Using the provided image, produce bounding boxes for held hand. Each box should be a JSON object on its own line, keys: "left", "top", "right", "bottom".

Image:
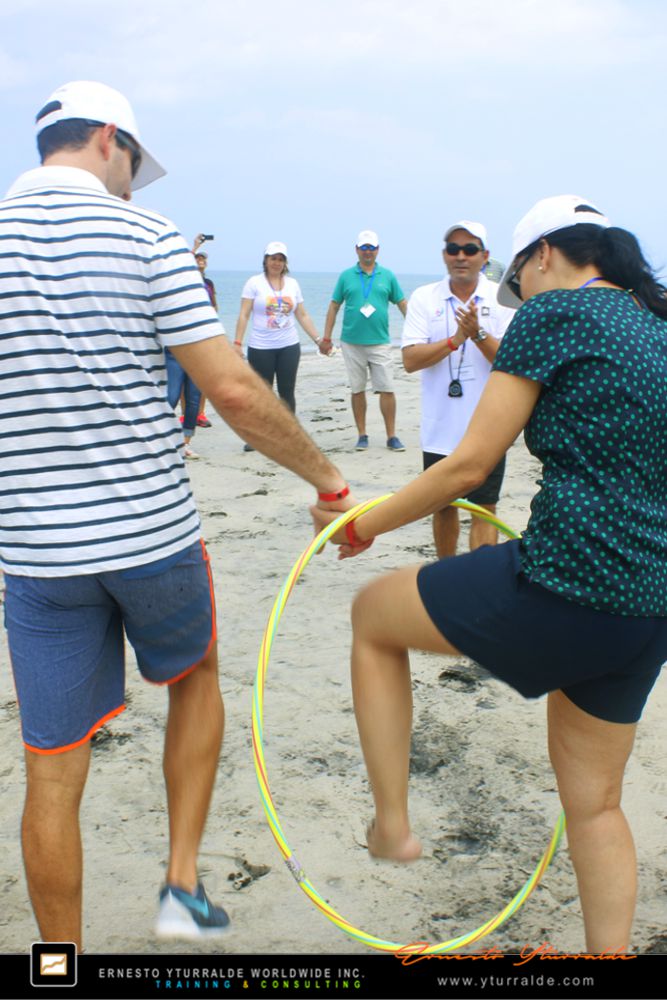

{"left": 313, "top": 490, "right": 358, "bottom": 517}
{"left": 455, "top": 301, "right": 479, "bottom": 341}
{"left": 232, "top": 342, "right": 244, "bottom": 358}
{"left": 317, "top": 339, "right": 333, "bottom": 356}
{"left": 310, "top": 501, "right": 374, "bottom": 560}
{"left": 310, "top": 505, "right": 348, "bottom": 545}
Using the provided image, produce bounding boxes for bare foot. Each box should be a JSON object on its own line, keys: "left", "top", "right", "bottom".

{"left": 366, "top": 821, "right": 422, "bottom": 862}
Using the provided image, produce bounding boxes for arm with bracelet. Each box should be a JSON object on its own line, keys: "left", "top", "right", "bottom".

{"left": 311, "top": 371, "right": 541, "bottom": 557}
{"left": 401, "top": 290, "right": 467, "bottom": 374}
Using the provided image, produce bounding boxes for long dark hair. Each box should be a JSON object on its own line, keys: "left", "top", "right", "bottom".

{"left": 529, "top": 213, "right": 667, "bottom": 318}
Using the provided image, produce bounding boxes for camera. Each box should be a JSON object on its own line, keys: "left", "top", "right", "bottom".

{"left": 201, "top": 234, "right": 214, "bottom": 242}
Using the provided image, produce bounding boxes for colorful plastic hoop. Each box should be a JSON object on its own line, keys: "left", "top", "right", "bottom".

{"left": 252, "top": 497, "right": 566, "bottom": 954}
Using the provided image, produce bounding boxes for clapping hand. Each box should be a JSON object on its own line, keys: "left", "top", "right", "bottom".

{"left": 455, "top": 300, "right": 479, "bottom": 340}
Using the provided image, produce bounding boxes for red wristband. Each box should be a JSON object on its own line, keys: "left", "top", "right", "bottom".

{"left": 345, "top": 519, "right": 371, "bottom": 547}
{"left": 318, "top": 484, "right": 350, "bottom": 502}
{"left": 447, "top": 337, "right": 457, "bottom": 352}
{"left": 234, "top": 340, "right": 242, "bottom": 345}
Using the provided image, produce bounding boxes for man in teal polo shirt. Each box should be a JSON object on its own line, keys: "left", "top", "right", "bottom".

{"left": 322, "top": 230, "right": 407, "bottom": 451}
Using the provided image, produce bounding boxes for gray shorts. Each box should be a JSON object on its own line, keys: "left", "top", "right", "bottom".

{"left": 341, "top": 341, "right": 394, "bottom": 393}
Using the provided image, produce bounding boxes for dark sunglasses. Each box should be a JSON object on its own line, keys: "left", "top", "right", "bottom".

{"left": 445, "top": 242, "right": 483, "bottom": 257}
{"left": 114, "top": 129, "right": 142, "bottom": 179}
{"left": 82, "top": 119, "right": 142, "bottom": 179}
{"left": 358, "top": 244, "right": 378, "bottom": 251}
{"left": 506, "top": 253, "right": 532, "bottom": 301}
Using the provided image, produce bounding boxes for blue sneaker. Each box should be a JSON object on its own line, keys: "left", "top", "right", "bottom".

{"left": 386, "top": 436, "right": 406, "bottom": 451}
{"left": 355, "top": 434, "right": 369, "bottom": 450}
{"left": 155, "top": 882, "right": 230, "bottom": 939}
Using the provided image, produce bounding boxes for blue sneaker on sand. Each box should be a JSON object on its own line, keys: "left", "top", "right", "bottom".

{"left": 386, "top": 436, "right": 405, "bottom": 451}
{"left": 355, "top": 434, "right": 369, "bottom": 450}
{"left": 155, "top": 882, "right": 230, "bottom": 939}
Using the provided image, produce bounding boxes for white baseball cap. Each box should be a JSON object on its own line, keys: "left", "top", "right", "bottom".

{"left": 497, "top": 195, "right": 610, "bottom": 308}
{"left": 264, "top": 241, "right": 288, "bottom": 256}
{"left": 35, "top": 80, "right": 166, "bottom": 191}
{"left": 444, "top": 220, "right": 488, "bottom": 248}
{"left": 356, "top": 230, "right": 379, "bottom": 248}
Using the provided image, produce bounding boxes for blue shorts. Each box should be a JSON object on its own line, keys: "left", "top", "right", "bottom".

{"left": 417, "top": 540, "right": 667, "bottom": 724}
{"left": 4, "top": 540, "right": 216, "bottom": 753}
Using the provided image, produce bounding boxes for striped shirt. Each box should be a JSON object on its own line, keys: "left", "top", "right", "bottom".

{"left": 0, "top": 165, "right": 224, "bottom": 577}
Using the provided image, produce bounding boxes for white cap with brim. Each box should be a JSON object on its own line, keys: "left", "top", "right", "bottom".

{"left": 356, "top": 230, "right": 379, "bottom": 248}
{"left": 35, "top": 80, "right": 166, "bottom": 192}
{"left": 497, "top": 194, "right": 611, "bottom": 308}
{"left": 444, "top": 220, "right": 488, "bottom": 248}
{"left": 264, "top": 241, "right": 288, "bottom": 256}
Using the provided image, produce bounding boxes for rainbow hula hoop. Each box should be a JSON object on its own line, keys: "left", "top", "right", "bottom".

{"left": 252, "top": 497, "right": 566, "bottom": 954}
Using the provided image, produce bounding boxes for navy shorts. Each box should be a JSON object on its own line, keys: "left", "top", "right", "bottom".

{"left": 4, "top": 540, "right": 216, "bottom": 753}
{"left": 423, "top": 452, "right": 506, "bottom": 506}
{"left": 416, "top": 540, "right": 666, "bottom": 724}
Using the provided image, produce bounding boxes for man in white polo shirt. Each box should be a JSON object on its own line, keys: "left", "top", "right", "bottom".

{"left": 1, "top": 80, "right": 354, "bottom": 951}
{"left": 402, "top": 221, "right": 515, "bottom": 557}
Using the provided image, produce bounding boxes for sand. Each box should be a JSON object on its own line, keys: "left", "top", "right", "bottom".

{"left": 1, "top": 349, "right": 665, "bottom": 958}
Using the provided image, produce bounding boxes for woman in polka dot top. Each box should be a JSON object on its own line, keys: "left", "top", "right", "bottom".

{"left": 312, "top": 195, "right": 667, "bottom": 954}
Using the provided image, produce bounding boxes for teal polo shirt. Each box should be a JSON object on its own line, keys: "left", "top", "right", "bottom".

{"left": 332, "top": 264, "right": 405, "bottom": 345}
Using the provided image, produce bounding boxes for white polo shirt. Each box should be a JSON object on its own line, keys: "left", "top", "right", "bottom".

{"left": 402, "top": 274, "right": 514, "bottom": 455}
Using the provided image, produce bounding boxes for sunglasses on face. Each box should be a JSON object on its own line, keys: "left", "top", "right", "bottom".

{"left": 358, "top": 245, "right": 377, "bottom": 252}
{"left": 82, "top": 119, "right": 142, "bottom": 179}
{"left": 445, "top": 242, "right": 483, "bottom": 257}
{"left": 115, "top": 129, "right": 142, "bottom": 179}
{"left": 506, "top": 253, "right": 532, "bottom": 301}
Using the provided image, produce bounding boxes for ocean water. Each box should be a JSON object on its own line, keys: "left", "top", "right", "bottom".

{"left": 207, "top": 270, "right": 442, "bottom": 351}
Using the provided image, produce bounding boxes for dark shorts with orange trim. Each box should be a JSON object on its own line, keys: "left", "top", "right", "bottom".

{"left": 4, "top": 540, "right": 216, "bottom": 753}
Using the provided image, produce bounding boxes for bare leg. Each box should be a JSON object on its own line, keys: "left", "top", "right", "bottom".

{"left": 351, "top": 392, "right": 367, "bottom": 436}
{"left": 433, "top": 506, "right": 459, "bottom": 558}
{"left": 378, "top": 391, "right": 396, "bottom": 439}
{"left": 22, "top": 743, "right": 91, "bottom": 950}
{"left": 547, "top": 691, "right": 637, "bottom": 953}
{"left": 351, "top": 566, "right": 461, "bottom": 860}
{"left": 163, "top": 644, "right": 224, "bottom": 892}
{"left": 468, "top": 503, "right": 499, "bottom": 550}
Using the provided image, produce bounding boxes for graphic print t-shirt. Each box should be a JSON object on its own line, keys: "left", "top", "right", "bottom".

{"left": 241, "top": 274, "right": 303, "bottom": 349}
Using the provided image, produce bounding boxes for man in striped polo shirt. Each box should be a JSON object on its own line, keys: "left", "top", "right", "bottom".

{"left": 1, "top": 81, "right": 354, "bottom": 950}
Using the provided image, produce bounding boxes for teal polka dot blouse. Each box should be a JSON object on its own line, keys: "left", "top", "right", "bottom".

{"left": 493, "top": 288, "right": 667, "bottom": 616}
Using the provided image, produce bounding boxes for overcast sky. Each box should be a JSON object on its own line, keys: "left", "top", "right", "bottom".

{"left": 2, "top": 0, "right": 666, "bottom": 274}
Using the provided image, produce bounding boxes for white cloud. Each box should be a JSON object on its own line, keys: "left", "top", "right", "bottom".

{"left": 4, "top": 0, "right": 662, "bottom": 106}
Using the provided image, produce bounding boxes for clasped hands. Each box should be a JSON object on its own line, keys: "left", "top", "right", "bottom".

{"left": 454, "top": 300, "right": 481, "bottom": 342}
{"left": 310, "top": 494, "right": 373, "bottom": 560}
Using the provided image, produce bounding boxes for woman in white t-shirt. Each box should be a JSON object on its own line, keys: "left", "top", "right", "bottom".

{"left": 233, "top": 242, "right": 329, "bottom": 423}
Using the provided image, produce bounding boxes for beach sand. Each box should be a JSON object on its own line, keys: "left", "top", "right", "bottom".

{"left": 1, "top": 350, "right": 665, "bottom": 957}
